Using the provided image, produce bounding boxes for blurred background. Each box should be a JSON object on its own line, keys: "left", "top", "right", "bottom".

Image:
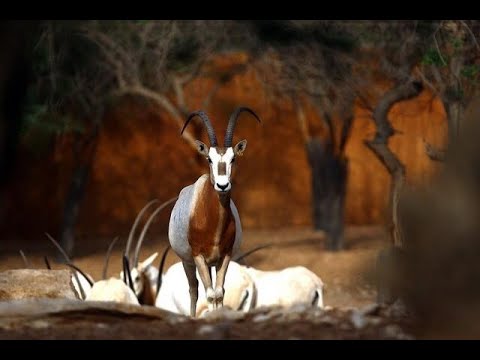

{"left": 0, "top": 20, "right": 479, "bottom": 336}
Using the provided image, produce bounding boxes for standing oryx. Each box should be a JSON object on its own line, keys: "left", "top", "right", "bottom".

{"left": 168, "top": 107, "right": 261, "bottom": 317}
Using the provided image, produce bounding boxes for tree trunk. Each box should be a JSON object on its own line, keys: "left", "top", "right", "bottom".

{"left": 444, "top": 100, "right": 464, "bottom": 146}
{"left": 365, "top": 79, "right": 423, "bottom": 248}
{"left": 58, "top": 130, "right": 98, "bottom": 260}
{"left": 365, "top": 79, "right": 423, "bottom": 304}
{"left": 306, "top": 137, "right": 348, "bottom": 251}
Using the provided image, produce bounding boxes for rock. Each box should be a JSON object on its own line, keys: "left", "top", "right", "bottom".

{"left": 359, "top": 303, "right": 381, "bottom": 317}
{"left": 350, "top": 310, "right": 367, "bottom": 329}
{"left": 0, "top": 298, "right": 172, "bottom": 319}
{"left": 201, "top": 307, "right": 246, "bottom": 322}
{"left": 0, "top": 270, "right": 79, "bottom": 301}
{"left": 252, "top": 313, "right": 272, "bottom": 323}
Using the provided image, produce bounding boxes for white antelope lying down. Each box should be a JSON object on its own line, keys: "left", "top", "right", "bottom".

{"left": 155, "top": 244, "right": 325, "bottom": 315}
{"left": 244, "top": 266, "right": 324, "bottom": 308}
{"left": 86, "top": 278, "right": 139, "bottom": 304}
{"left": 83, "top": 248, "right": 140, "bottom": 305}
{"left": 82, "top": 254, "right": 140, "bottom": 305}
{"left": 47, "top": 233, "right": 139, "bottom": 305}
{"left": 156, "top": 260, "right": 256, "bottom": 317}
{"left": 229, "top": 245, "right": 325, "bottom": 309}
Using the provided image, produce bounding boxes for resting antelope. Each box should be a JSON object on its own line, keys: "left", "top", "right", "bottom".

{"left": 47, "top": 233, "right": 139, "bottom": 305}
{"left": 77, "top": 238, "right": 140, "bottom": 305}
{"left": 244, "top": 266, "right": 325, "bottom": 308}
{"left": 119, "top": 198, "right": 177, "bottom": 305}
{"left": 169, "top": 107, "right": 261, "bottom": 317}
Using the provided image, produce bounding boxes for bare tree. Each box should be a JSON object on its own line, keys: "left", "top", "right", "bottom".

{"left": 24, "top": 21, "right": 111, "bottom": 259}
{"left": 252, "top": 21, "right": 357, "bottom": 250}
{"left": 345, "top": 21, "right": 432, "bottom": 304}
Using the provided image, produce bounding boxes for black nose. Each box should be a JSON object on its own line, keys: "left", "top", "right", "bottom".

{"left": 217, "top": 183, "right": 228, "bottom": 191}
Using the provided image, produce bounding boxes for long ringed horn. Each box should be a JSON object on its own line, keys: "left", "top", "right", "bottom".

{"left": 181, "top": 111, "right": 218, "bottom": 147}
{"left": 224, "top": 106, "right": 261, "bottom": 147}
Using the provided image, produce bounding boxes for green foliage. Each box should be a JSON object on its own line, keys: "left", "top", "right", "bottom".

{"left": 421, "top": 48, "right": 448, "bottom": 66}
{"left": 461, "top": 64, "right": 480, "bottom": 80}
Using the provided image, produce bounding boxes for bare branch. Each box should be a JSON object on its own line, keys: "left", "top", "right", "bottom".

{"left": 172, "top": 76, "right": 189, "bottom": 116}
{"left": 415, "top": 67, "right": 440, "bottom": 96}
{"left": 118, "top": 85, "right": 197, "bottom": 151}
{"left": 460, "top": 20, "right": 480, "bottom": 52}
{"left": 294, "top": 98, "right": 311, "bottom": 144}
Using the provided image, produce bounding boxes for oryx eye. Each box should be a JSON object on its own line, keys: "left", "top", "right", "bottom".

{"left": 207, "top": 157, "right": 213, "bottom": 164}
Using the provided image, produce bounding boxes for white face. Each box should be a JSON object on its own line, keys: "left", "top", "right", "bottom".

{"left": 119, "top": 253, "right": 158, "bottom": 296}
{"left": 120, "top": 267, "right": 142, "bottom": 295}
{"left": 208, "top": 147, "right": 235, "bottom": 193}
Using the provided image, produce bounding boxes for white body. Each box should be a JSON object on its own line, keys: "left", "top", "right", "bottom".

{"left": 244, "top": 266, "right": 324, "bottom": 308}
{"left": 85, "top": 278, "right": 140, "bottom": 305}
{"left": 156, "top": 261, "right": 255, "bottom": 316}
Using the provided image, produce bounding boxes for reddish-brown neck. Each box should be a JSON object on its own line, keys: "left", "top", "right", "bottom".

{"left": 188, "top": 176, "right": 236, "bottom": 263}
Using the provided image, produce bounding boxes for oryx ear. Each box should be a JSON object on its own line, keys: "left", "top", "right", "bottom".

{"left": 233, "top": 140, "right": 247, "bottom": 156}
{"left": 139, "top": 252, "right": 158, "bottom": 271}
{"left": 195, "top": 140, "right": 209, "bottom": 157}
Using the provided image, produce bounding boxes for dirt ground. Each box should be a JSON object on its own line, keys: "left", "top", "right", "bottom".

{"left": 0, "top": 225, "right": 413, "bottom": 339}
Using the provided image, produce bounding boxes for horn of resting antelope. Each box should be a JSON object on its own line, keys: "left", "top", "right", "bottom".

{"left": 119, "top": 197, "right": 177, "bottom": 305}
{"left": 46, "top": 233, "right": 94, "bottom": 300}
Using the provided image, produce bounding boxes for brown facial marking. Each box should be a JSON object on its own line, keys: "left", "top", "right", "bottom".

{"left": 188, "top": 177, "right": 236, "bottom": 263}
{"left": 139, "top": 272, "right": 155, "bottom": 306}
{"left": 215, "top": 147, "right": 227, "bottom": 155}
{"left": 218, "top": 162, "right": 226, "bottom": 176}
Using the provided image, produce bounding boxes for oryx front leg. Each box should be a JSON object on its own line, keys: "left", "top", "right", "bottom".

{"left": 214, "top": 253, "right": 232, "bottom": 309}
{"left": 182, "top": 261, "right": 199, "bottom": 317}
{"left": 193, "top": 255, "right": 215, "bottom": 312}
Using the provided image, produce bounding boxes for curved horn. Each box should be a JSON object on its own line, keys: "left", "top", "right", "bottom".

{"left": 44, "top": 256, "right": 52, "bottom": 270}
{"left": 19, "top": 250, "right": 31, "bottom": 269}
{"left": 233, "top": 242, "right": 274, "bottom": 264}
{"left": 156, "top": 245, "right": 171, "bottom": 298}
{"left": 102, "top": 236, "right": 119, "bottom": 280}
{"left": 181, "top": 111, "right": 218, "bottom": 146}
{"left": 133, "top": 196, "right": 178, "bottom": 268}
{"left": 125, "top": 200, "right": 159, "bottom": 261}
{"left": 224, "top": 106, "right": 261, "bottom": 147}
{"left": 123, "top": 255, "right": 136, "bottom": 295}
{"left": 45, "top": 232, "right": 72, "bottom": 263}
{"left": 65, "top": 263, "right": 95, "bottom": 288}
{"left": 45, "top": 232, "right": 86, "bottom": 300}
